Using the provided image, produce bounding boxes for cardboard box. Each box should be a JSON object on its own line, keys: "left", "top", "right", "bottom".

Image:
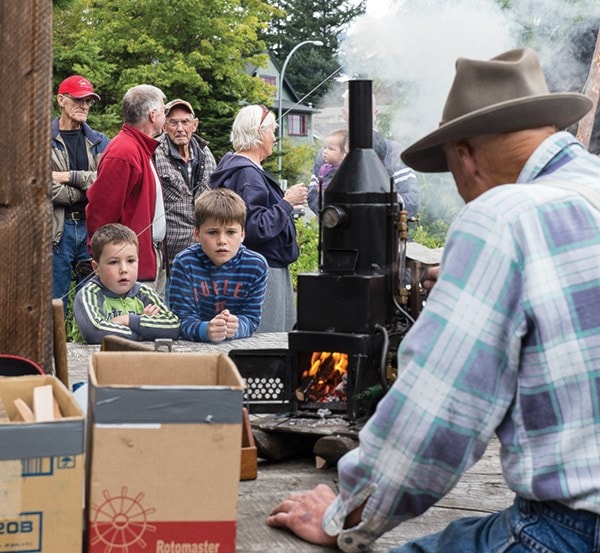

{"left": 0, "top": 375, "right": 85, "bottom": 553}
{"left": 86, "top": 352, "right": 244, "bottom": 553}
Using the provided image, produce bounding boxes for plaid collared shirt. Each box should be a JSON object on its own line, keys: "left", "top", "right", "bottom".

{"left": 154, "top": 134, "right": 217, "bottom": 267}
{"left": 324, "top": 132, "right": 600, "bottom": 552}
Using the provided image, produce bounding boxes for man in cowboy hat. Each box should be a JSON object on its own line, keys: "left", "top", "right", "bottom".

{"left": 267, "top": 48, "right": 600, "bottom": 552}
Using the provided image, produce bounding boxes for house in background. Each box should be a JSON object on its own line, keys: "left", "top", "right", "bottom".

{"left": 247, "top": 54, "right": 320, "bottom": 147}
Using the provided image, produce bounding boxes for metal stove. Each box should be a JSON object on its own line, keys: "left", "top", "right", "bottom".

{"left": 230, "top": 79, "right": 424, "bottom": 438}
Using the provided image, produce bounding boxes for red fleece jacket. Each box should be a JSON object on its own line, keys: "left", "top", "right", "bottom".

{"left": 86, "top": 124, "right": 160, "bottom": 281}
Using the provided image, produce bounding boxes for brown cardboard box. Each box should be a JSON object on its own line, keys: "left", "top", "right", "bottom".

{"left": 0, "top": 375, "right": 85, "bottom": 553}
{"left": 86, "top": 352, "right": 244, "bottom": 553}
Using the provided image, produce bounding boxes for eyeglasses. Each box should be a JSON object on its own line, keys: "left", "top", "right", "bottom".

{"left": 63, "top": 94, "right": 95, "bottom": 107}
{"left": 259, "top": 104, "right": 270, "bottom": 126}
{"left": 166, "top": 118, "right": 195, "bottom": 129}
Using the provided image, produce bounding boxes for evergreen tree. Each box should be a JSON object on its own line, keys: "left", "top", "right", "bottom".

{"left": 266, "top": 0, "right": 365, "bottom": 104}
{"left": 53, "top": 0, "right": 277, "bottom": 157}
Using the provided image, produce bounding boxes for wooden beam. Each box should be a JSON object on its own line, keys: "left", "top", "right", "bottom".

{"left": 0, "top": 399, "right": 9, "bottom": 422}
{"left": 52, "top": 299, "right": 70, "bottom": 388}
{"left": 0, "top": 1, "right": 53, "bottom": 371}
{"left": 13, "top": 399, "right": 35, "bottom": 423}
{"left": 576, "top": 27, "right": 600, "bottom": 149}
{"left": 33, "top": 384, "right": 55, "bottom": 422}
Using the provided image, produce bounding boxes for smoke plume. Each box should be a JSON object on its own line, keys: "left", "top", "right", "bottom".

{"left": 335, "top": 0, "right": 599, "bottom": 220}
{"left": 341, "top": 0, "right": 598, "bottom": 145}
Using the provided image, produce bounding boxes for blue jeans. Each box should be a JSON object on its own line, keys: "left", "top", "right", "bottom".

{"left": 391, "top": 498, "right": 600, "bottom": 553}
{"left": 52, "top": 218, "right": 91, "bottom": 310}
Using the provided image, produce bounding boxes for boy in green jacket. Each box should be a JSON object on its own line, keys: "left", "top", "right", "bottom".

{"left": 74, "top": 223, "right": 180, "bottom": 344}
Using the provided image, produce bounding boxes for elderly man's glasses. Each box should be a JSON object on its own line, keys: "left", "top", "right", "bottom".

{"left": 166, "top": 118, "right": 195, "bottom": 129}
{"left": 63, "top": 95, "right": 95, "bottom": 107}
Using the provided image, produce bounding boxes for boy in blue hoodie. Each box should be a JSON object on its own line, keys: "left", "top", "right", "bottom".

{"left": 168, "top": 188, "right": 268, "bottom": 342}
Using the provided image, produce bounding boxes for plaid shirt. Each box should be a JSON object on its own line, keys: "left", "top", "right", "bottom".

{"left": 154, "top": 134, "right": 217, "bottom": 267}
{"left": 324, "top": 132, "right": 600, "bottom": 552}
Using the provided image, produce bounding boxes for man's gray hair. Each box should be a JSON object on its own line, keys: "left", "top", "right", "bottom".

{"left": 122, "top": 84, "right": 166, "bottom": 125}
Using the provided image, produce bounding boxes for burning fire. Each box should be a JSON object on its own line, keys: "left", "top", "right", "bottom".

{"left": 297, "top": 352, "right": 349, "bottom": 403}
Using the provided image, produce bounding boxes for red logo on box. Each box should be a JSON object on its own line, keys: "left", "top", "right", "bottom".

{"left": 89, "top": 487, "right": 235, "bottom": 552}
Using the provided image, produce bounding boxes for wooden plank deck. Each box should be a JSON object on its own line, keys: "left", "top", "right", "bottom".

{"left": 237, "top": 436, "right": 511, "bottom": 552}
{"left": 66, "top": 334, "right": 514, "bottom": 551}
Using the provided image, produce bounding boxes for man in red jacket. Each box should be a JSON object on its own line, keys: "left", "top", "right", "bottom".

{"left": 86, "top": 84, "right": 167, "bottom": 295}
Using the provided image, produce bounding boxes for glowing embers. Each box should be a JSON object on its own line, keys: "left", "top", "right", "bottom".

{"left": 296, "top": 352, "right": 349, "bottom": 403}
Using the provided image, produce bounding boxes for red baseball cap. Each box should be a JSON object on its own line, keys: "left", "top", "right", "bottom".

{"left": 57, "top": 75, "right": 100, "bottom": 101}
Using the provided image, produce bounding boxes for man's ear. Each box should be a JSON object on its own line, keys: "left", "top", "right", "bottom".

{"left": 455, "top": 141, "right": 478, "bottom": 177}
{"left": 150, "top": 108, "right": 161, "bottom": 124}
{"left": 240, "top": 228, "right": 245, "bottom": 242}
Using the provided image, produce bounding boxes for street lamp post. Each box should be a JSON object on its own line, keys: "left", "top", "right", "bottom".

{"left": 277, "top": 39, "right": 323, "bottom": 184}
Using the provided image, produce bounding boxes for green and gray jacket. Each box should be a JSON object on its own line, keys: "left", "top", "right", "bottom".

{"left": 50, "top": 118, "right": 110, "bottom": 244}
{"left": 73, "top": 275, "right": 180, "bottom": 344}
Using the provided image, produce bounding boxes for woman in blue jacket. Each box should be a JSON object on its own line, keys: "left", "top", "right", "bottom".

{"left": 210, "top": 105, "right": 307, "bottom": 332}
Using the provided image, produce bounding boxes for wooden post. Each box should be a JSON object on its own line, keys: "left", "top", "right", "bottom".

{"left": 0, "top": 1, "right": 53, "bottom": 371}
{"left": 576, "top": 26, "right": 600, "bottom": 149}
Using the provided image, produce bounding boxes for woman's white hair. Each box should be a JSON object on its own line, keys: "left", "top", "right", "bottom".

{"left": 230, "top": 104, "right": 277, "bottom": 152}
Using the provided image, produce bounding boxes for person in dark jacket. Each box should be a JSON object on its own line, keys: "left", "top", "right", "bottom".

{"left": 210, "top": 104, "right": 307, "bottom": 332}
{"left": 51, "top": 75, "right": 109, "bottom": 315}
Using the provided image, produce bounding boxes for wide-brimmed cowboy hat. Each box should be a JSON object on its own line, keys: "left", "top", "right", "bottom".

{"left": 401, "top": 48, "right": 592, "bottom": 172}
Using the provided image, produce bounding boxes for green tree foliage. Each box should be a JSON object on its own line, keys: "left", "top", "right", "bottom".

{"left": 289, "top": 216, "right": 319, "bottom": 290}
{"left": 411, "top": 221, "right": 449, "bottom": 249}
{"left": 413, "top": 173, "right": 463, "bottom": 247}
{"left": 265, "top": 0, "right": 365, "bottom": 103}
{"left": 53, "top": 0, "right": 277, "bottom": 157}
{"left": 263, "top": 139, "right": 318, "bottom": 185}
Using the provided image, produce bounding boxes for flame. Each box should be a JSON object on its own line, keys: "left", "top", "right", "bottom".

{"left": 300, "top": 352, "right": 349, "bottom": 402}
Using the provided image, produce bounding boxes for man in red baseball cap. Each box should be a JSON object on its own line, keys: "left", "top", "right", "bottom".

{"left": 51, "top": 75, "right": 109, "bottom": 317}
{"left": 57, "top": 75, "right": 101, "bottom": 101}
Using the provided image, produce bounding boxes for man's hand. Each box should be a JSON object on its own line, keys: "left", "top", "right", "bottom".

{"left": 266, "top": 484, "right": 338, "bottom": 547}
{"left": 422, "top": 265, "right": 440, "bottom": 293}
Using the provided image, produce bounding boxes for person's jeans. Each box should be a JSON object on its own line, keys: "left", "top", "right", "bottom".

{"left": 52, "top": 218, "right": 92, "bottom": 312}
{"left": 391, "top": 498, "right": 600, "bottom": 553}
